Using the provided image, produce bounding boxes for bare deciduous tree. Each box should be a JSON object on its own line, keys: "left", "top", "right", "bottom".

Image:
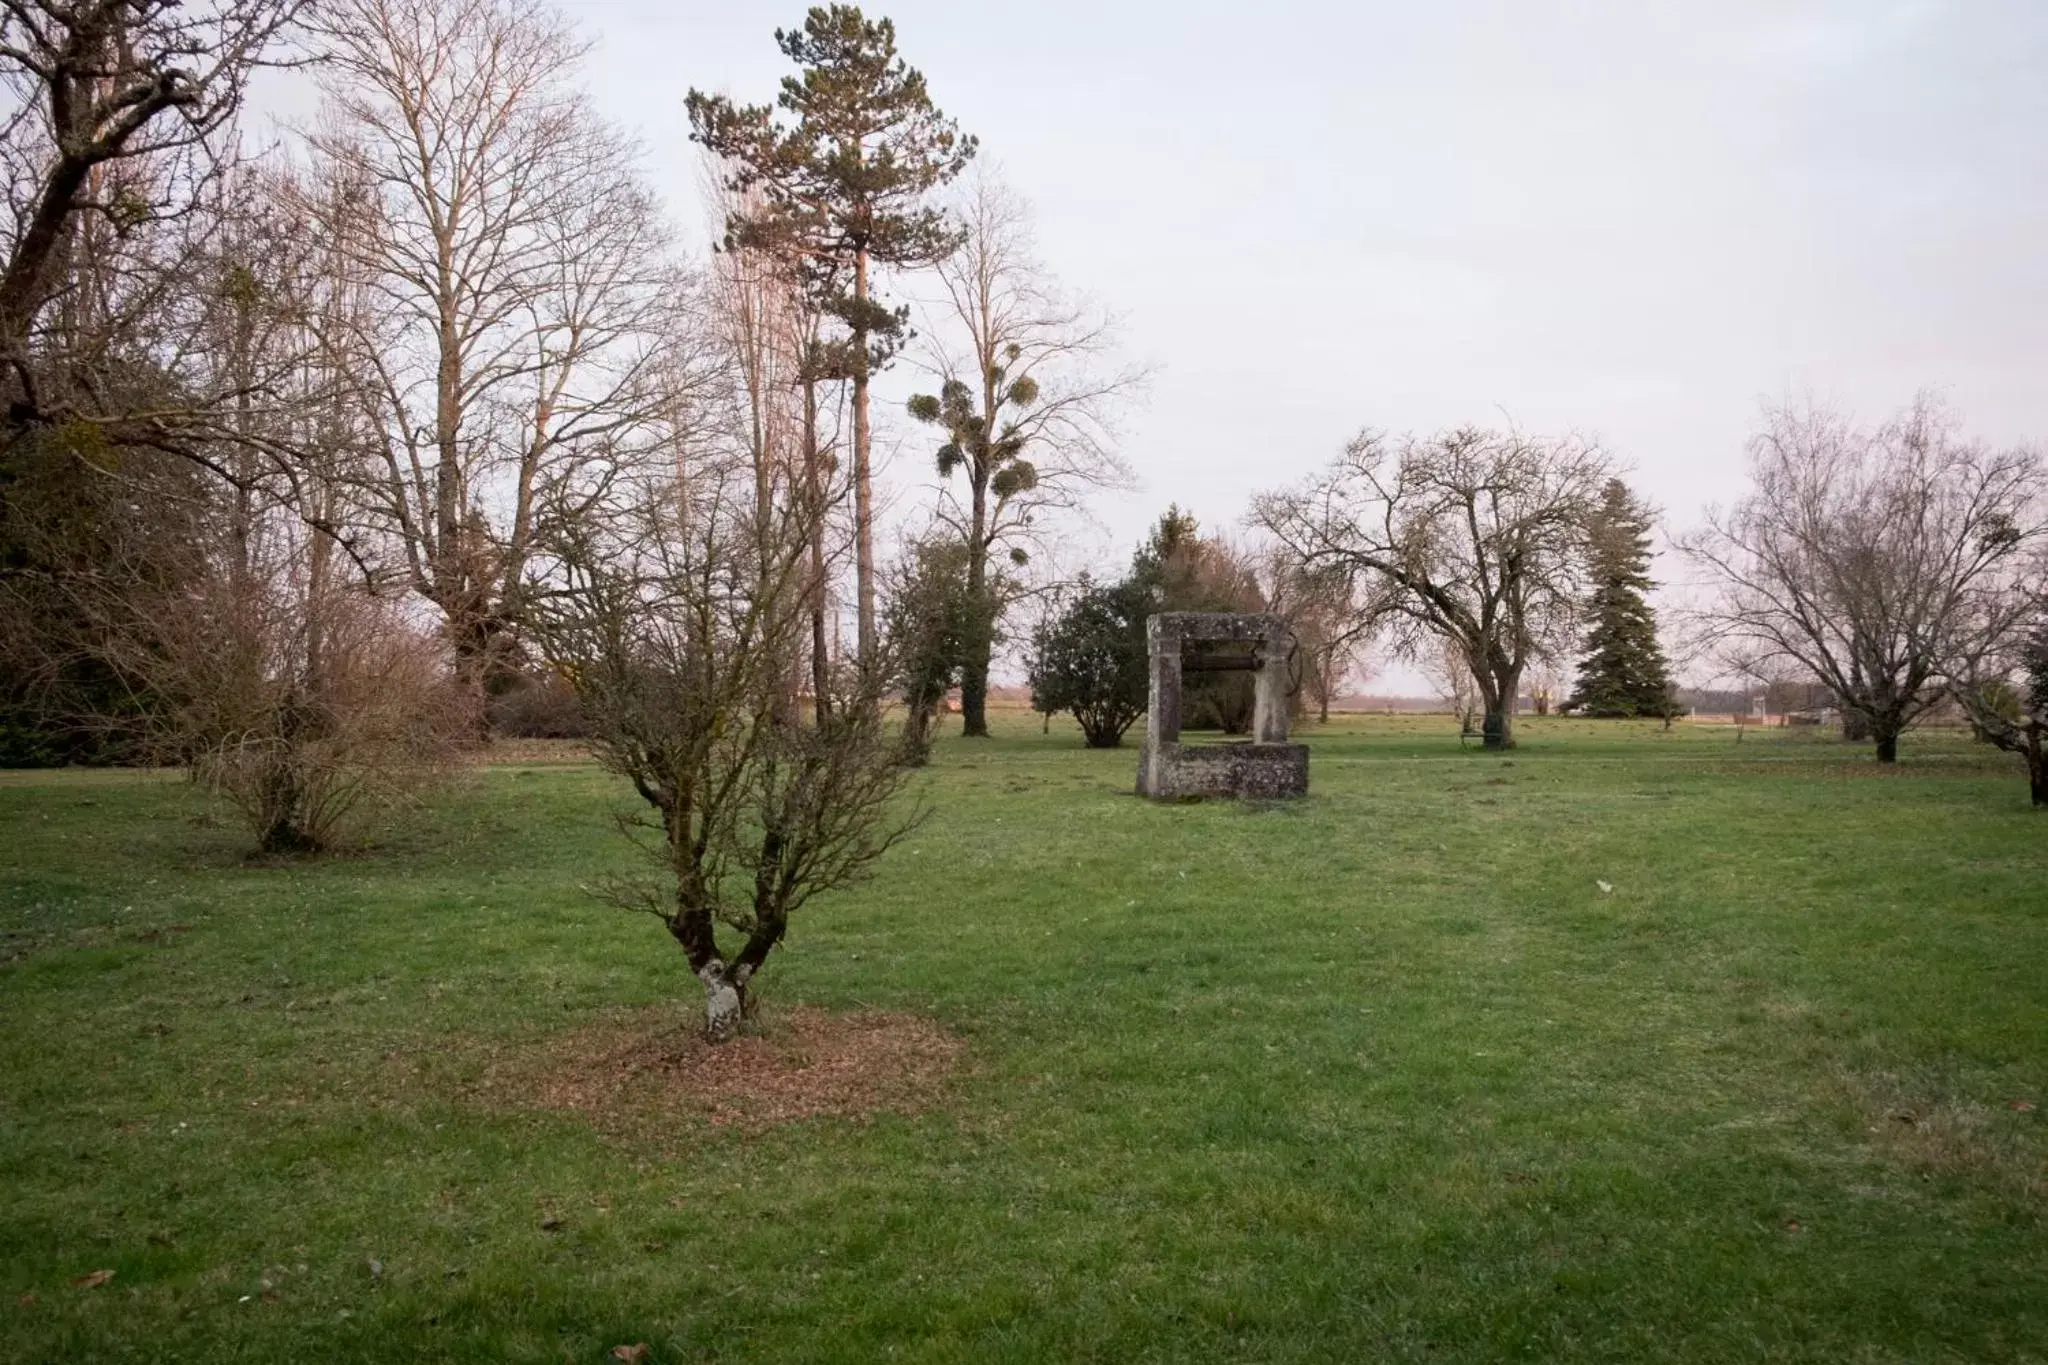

{"left": 122, "top": 533, "right": 471, "bottom": 853}
{"left": 1261, "top": 549, "right": 1372, "bottom": 723}
{"left": 100, "top": 168, "right": 469, "bottom": 853}
{"left": 1679, "top": 397, "right": 2045, "bottom": 762}
{"left": 697, "top": 160, "right": 850, "bottom": 719}
{"left": 0, "top": 0, "right": 307, "bottom": 373}
{"left": 300, "top": 0, "right": 677, "bottom": 721}
{"left": 1257, "top": 426, "right": 1611, "bottom": 749}
{"left": 1423, "top": 638, "right": 1481, "bottom": 736}
{"left": 1949, "top": 603, "right": 2048, "bottom": 807}
{"left": 908, "top": 176, "right": 1136, "bottom": 737}
{"left": 528, "top": 446, "right": 918, "bottom": 1041}
{"left": 1523, "top": 657, "right": 1564, "bottom": 717}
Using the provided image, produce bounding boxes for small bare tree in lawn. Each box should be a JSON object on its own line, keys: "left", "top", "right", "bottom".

{"left": 120, "top": 536, "right": 471, "bottom": 852}
{"left": 528, "top": 446, "right": 919, "bottom": 1041}
{"left": 1424, "top": 638, "right": 1482, "bottom": 735}
{"left": 1680, "top": 397, "right": 2045, "bottom": 763}
{"left": 1524, "top": 657, "right": 1563, "bottom": 717}
{"left": 1256, "top": 426, "right": 1611, "bottom": 750}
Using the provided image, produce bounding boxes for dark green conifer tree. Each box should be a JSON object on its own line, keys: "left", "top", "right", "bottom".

{"left": 1567, "top": 479, "right": 1675, "bottom": 718}
{"left": 1129, "top": 507, "right": 1264, "bottom": 732}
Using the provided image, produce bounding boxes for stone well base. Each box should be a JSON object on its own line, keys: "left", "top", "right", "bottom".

{"left": 1136, "top": 740, "right": 1310, "bottom": 800}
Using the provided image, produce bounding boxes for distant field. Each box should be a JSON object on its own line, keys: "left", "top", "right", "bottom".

{"left": 2, "top": 714, "right": 2044, "bottom": 1362}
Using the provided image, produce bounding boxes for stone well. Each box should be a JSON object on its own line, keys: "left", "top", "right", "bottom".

{"left": 1135, "top": 612, "right": 1310, "bottom": 800}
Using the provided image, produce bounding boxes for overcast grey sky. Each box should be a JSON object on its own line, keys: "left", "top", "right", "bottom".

{"left": 256, "top": 2, "right": 2047, "bottom": 683}
{"left": 560, "top": 0, "right": 2047, "bottom": 572}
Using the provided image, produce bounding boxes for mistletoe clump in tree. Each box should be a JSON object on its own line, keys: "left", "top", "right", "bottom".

{"left": 906, "top": 361, "right": 1034, "bottom": 735}
{"left": 907, "top": 178, "right": 1134, "bottom": 738}
{"left": 1567, "top": 479, "right": 1676, "bottom": 718}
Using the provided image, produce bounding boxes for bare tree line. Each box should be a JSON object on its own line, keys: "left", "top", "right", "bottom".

{"left": 1246, "top": 393, "right": 2045, "bottom": 794}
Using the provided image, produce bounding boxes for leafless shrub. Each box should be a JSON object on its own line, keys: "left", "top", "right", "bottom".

{"left": 118, "top": 539, "right": 471, "bottom": 853}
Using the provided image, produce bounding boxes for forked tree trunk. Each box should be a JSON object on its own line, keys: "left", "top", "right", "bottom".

{"left": 1874, "top": 725, "right": 1900, "bottom": 764}
{"left": 672, "top": 896, "right": 786, "bottom": 1041}
{"left": 1478, "top": 670, "right": 1518, "bottom": 750}
{"left": 669, "top": 903, "right": 739, "bottom": 1040}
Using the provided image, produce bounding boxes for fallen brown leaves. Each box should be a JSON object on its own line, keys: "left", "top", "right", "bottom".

{"left": 484, "top": 1004, "right": 964, "bottom": 1137}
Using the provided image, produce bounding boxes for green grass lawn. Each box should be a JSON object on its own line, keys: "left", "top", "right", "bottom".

{"left": 2, "top": 714, "right": 2045, "bottom": 1362}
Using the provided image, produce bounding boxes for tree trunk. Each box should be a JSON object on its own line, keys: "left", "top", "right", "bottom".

{"left": 961, "top": 479, "right": 991, "bottom": 738}
{"left": 0, "top": 153, "right": 95, "bottom": 358}
{"left": 958, "top": 642, "right": 989, "bottom": 738}
{"left": 1874, "top": 724, "right": 1899, "bottom": 764}
{"left": 899, "top": 699, "right": 934, "bottom": 764}
{"left": 2024, "top": 726, "right": 2048, "bottom": 808}
{"left": 851, "top": 249, "right": 876, "bottom": 664}
{"left": 803, "top": 377, "right": 830, "bottom": 721}
{"left": 446, "top": 617, "right": 494, "bottom": 741}
{"left": 669, "top": 898, "right": 748, "bottom": 1042}
{"left": 1480, "top": 668, "right": 1519, "bottom": 750}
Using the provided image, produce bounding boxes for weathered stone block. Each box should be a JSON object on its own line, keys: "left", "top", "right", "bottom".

{"left": 1136, "top": 739, "right": 1310, "bottom": 800}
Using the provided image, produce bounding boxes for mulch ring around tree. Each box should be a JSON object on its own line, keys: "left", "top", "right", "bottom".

{"left": 491, "top": 1004, "right": 965, "bottom": 1136}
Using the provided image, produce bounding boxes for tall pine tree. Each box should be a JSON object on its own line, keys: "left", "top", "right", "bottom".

{"left": 688, "top": 8, "right": 976, "bottom": 665}
{"left": 1567, "top": 479, "right": 1676, "bottom": 718}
